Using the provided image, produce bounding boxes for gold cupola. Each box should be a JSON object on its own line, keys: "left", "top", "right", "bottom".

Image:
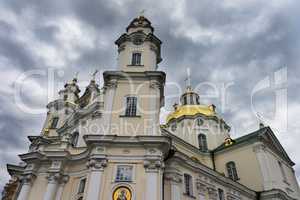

{"left": 166, "top": 86, "right": 217, "bottom": 123}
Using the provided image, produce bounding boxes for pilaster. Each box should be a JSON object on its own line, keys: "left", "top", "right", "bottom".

{"left": 85, "top": 158, "right": 108, "bottom": 200}
{"left": 16, "top": 174, "right": 36, "bottom": 200}
{"left": 144, "top": 159, "right": 164, "bottom": 200}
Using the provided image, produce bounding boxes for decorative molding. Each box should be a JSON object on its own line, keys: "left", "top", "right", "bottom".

{"left": 86, "top": 158, "right": 108, "bottom": 171}
{"left": 144, "top": 159, "right": 164, "bottom": 172}
{"left": 46, "top": 172, "right": 63, "bottom": 184}
{"left": 252, "top": 143, "right": 266, "bottom": 153}
{"left": 20, "top": 174, "right": 36, "bottom": 185}
{"left": 164, "top": 170, "right": 182, "bottom": 183}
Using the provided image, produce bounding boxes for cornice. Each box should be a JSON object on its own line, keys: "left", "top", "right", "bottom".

{"left": 84, "top": 135, "right": 171, "bottom": 155}
{"left": 260, "top": 189, "right": 297, "bottom": 200}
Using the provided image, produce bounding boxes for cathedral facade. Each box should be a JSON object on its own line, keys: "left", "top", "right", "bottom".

{"left": 2, "top": 16, "right": 300, "bottom": 200}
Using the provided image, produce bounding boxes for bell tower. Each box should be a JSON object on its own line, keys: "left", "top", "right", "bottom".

{"left": 103, "top": 15, "right": 165, "bottom": 135}
{"left": 115, "top": 15, "right": 162, "bottom": 72}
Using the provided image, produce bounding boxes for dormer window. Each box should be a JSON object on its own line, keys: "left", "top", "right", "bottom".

{"left": 132, "top": 52, "right": 141, "bottom": 65}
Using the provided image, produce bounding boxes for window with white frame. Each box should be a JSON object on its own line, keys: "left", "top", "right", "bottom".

{"left": 131, "top": 52, "right": 141, "bottom": 65}
{"left": 184, "top": 173, "right": 193, "bottom": 196}
{"left": 115, "top": 165, "right": 133, "bottom": 182}
{"left": 125, "top": 96, "right": 137, "bottom": 117}
{"left": 226, "top": 161, "right": 239, "bottom": 181}
{"left": 77, "top": 178, "right": 86, "bottom": 194}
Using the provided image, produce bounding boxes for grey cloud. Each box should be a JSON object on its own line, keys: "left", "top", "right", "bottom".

{"left": 0, "top": 0, "right": 300, "bottom": 189}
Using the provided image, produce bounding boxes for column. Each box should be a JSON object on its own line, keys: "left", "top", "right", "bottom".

{"left": 85, "top": 158, "right": 107, "bottom": 200}
{"left": 43, "top": 173, "right": 61, "bottom": 200}
{"left": 17, "top": 174, "right": 35, "bottom": 200}
{"left": 164, "top": 171, "right": 182, "bottom": 200}
{"left": 144, "top": 160, "right": 164, "bottom": 200}
{"left": 55, "top": 175, "right": 69, "bottom": 200}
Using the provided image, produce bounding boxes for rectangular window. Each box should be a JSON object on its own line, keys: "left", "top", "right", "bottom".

{"left": 77, "top": 178, "right": 86, "bottom": 194}
{"left": 115, "top": 165, "right": 133, "bottom": 182}
{"left": 218, "top": 189, "right": 225, "bottom": 200}
{"left": 50, "top": 117, "right": 59, "bottom": 129}
{"left": 184, "top": 174, "right": 193, "bottom": 196}
{"left": 131, "top": 53, "right": 141, "bottom": 65}
{"left": 125, "top": 97, "right": 137, "bottom": 117}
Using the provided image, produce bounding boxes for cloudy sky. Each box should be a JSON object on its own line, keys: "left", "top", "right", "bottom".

{"left": 0, "top": 0, "right": 299, "bottom": 191}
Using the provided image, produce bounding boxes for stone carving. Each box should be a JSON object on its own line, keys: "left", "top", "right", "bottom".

{"left": 144, "top": 159, "right": 164, "bottom": 172}
{"left": 20, "top": 174, "right": 36, "bottom": 185}
{"left": 46, "top": 173, "right": 62, "bottom": 184}
{"left": 86, "top": 158, "right": 108, "bottom": 170}
{"left": 164, "top": 172, "right": 182, "bottom": 183}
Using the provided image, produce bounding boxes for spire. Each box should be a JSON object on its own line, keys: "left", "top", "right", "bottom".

{"left": 139, "top": 9, "right": 146, "bottom": 17}
{"left": 91, "top": 70, "right": 99, "bottom": 83}
{"left": 73, "top": 71, "right": 79, "bottom": 83}
{"left": 256, "top": 113, "right": 266, "bottom": 129}
{"left": 184, "top": 67, "right": 192, "bottom": 91}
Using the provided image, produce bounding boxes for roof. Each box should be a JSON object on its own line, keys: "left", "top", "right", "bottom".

{"left": 166, "top": 104, "right": 216, "bottom": 123}
{"left": 213, "top": 126, "right": 295, "bottom": 166}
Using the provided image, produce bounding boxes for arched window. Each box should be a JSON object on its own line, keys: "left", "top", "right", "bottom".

{"left": 198, "top": 134, "right": 208, "bottom": 152}
{"left": 226, "top": 161, "right": 239, "bottom": 181}
{"left": 71, "top": 132, "right": 79, "bottom": 147}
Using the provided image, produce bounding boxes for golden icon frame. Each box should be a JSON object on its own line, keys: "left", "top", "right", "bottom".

{"left": 112, "top": 186, "right": 132, "bottom": 200}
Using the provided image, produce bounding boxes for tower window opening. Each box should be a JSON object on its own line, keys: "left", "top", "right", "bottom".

{"left": 183, "top": 96, "right": 187, "bottom": 105}
{"left": 131, "top": 52, "right": 141, "bottom": 65}
{"left": 198, "top": 134, "right": 208, "bottom": 152}
{"left": 125, "top": 96, "right": 137, "bottom": 117}
{"left": 50, "top": 117, "right": 59, "bottom": 129}
{"left": 226, "top": 161, "right": 239, "bottom": 181}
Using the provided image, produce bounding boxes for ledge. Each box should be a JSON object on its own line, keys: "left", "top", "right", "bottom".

{"left": 119, "top": 115, "right": 141, "bottom": 118}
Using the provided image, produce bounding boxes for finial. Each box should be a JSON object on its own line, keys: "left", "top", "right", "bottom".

{"left": 73, "top": 71, "right": 79, "bottom": 82}
{"left": 91, "top": 70, "right": 99, "bottom": 82}
{"left": 139, "top": 9, "right": 146, "bottom": 17}
{"left": 184, "top": 67, "right": 191, "bottom": 90}
{"left": 256, "top": 113, "right": 265, "bottom": 129}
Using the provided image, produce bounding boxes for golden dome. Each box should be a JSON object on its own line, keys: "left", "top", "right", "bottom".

{"left": 166, "top": 104, "right": 216, "bottom": 123}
